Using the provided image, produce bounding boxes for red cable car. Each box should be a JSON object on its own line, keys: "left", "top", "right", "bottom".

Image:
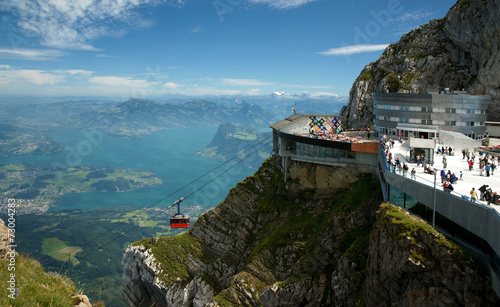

{"left": 170, "top": 197, "right": 190, "bottom": 229}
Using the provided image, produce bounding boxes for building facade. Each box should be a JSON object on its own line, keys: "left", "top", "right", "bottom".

{"left": 373, "top": 92, "right": 490, "bottom": 139}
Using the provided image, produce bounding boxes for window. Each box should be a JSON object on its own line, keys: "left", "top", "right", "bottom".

{"left": 467, "top": 121, "right": 475, "bottom": 126}
{"left": 445, "top": 108, "right": 456, "bottom": 113}
{"left": 445, "top": 121, "right": 457, "bottom": 126}
{"left": 481, "top": 109, "right": 486, "bottom": 114}
{"left": 467, "top": 109, "right": 475, "bottom": 114}
{"left": 399, "top": 118, "right": 409, "bottom": 123}
{"left": 421, "top": 107, "right": 432, "bottom": 112}
{"left": 399, "top": 106, "right": 409, "bottom": 111}
{"left": 421, "top": 119, "right": 433, "bottom": 125}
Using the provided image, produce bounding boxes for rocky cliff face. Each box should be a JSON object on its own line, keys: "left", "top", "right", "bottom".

{"left": 366, "top": 204, "right": 498, "bottom": 306}
{"left": 121, "top": 157, "right": 498, "bottom": 306}
{"left": 341, "top": 0, "right": 500, "bottom": 128}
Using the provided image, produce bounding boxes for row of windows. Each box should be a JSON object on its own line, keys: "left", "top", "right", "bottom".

{"left": 376, "top": 116, "right": 484, "bottom": 127}
{"left": 294, "top": 142, "right": 355, "bottom": 159}
{"left": 376, "top": 105, "right": 486, "bottom": 114}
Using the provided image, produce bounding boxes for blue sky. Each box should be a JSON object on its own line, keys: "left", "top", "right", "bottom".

{"left": 0, "top": 0, "right": 456, "bottom": 99}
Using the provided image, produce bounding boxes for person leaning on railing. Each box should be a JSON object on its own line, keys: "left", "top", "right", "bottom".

{"left": 442, "top": 182, "right": 454, "bottom": 194}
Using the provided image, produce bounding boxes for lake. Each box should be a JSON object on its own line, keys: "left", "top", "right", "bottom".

{"left": 0, "top": 126, "right": 257, "bottom": 211}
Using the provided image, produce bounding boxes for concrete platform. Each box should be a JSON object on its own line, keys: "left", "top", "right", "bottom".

{"left": 388, "top": 140, "right": 500, "bottom": 211}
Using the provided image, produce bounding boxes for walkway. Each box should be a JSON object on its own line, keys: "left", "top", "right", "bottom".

{"left": 389, "top": 140, "right": 500, "bottom": 209}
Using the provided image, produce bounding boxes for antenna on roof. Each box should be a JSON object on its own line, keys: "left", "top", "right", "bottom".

{"left": 292, "top": 102, "right": 297, "bottom": 115}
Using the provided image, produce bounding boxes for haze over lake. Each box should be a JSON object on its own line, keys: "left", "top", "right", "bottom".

{"left": 0, "top": 126, "right": 264, "bottom": 211}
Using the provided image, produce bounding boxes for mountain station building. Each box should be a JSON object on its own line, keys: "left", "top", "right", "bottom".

{"left": 373, "top": 91, "right": 490, "bottom": 140}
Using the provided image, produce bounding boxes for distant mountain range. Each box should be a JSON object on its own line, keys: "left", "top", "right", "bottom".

{"left": 0, "top": 93, "right": 348, "bottom": 140}
{"left": 1, "top": 97, "right": 277, "bottom": 139}
{"left": 195, "top": 122, "right": 273, "bottom": 168}
{"left": 82, "top": 98, "right": 275, "bottom": 138}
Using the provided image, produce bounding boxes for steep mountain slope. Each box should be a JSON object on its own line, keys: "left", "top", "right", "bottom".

{"left": 121, "top": 157, "right": 497, "bottom": 306}
{"left": 0, "top": 218, "right": 94, "bottom": 306}
{"left": 341, "top": 0, "right": 500, "bottom": 128}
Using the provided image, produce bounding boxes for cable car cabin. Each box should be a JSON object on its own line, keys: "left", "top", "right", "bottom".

{"left": 170, "top": 214, "right": 190, "bottom": 229}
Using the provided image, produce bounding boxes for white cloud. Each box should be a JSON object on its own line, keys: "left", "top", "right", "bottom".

{"left": 56, "top": 70, "right": 94, "bottom": 77}
{"left": 190, "top": 26, "right": 204, "bottom": 33}
{"left": 1, "top": 0, "right": 174, "bottom": 50}
{"left": 163, "top": 85, "right": 240, "bottom": 96}
{"left": 89, "top": 76, "right": 160, "bottom": 88}
{"left": 0, "top": 65, "right": 11, "bottom": 69}
{"left": 182, "top": 87, "right": 240, "bottom": 96}
{"left": 222, "top": 78, "right": 275, "bottom": 86}
{"left": 247, "top": 0, "right": 317, "bottom": 9}
{"left": 0, "top": 69, "right": 66, "bottom": 85}
{"left": 246, "top": 88, "right": 262, "bottom": 95}
{"left": 0, "top": 48, "right": 68, "bottom": 61}
{"left": 318, "top": 44, "right": 389, "bottom": 56}
{"left": 163, "top": 82, "right": 181, "bottom": 88}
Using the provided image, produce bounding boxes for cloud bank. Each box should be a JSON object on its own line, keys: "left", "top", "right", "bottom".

{"left": 1, "top": 0, "right": 175, "bottom": 50}
{"left": 318, "top": 44, "right": 389, "bottom": 56}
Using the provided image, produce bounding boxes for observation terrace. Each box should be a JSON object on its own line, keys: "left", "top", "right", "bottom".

{"left": 270, "top": 114, "right": 379, "bottom": 177}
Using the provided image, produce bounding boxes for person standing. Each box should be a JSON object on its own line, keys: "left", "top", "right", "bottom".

{"left": 440, "top": 169, "right": 446, "bottom": 183}
{"left": 468, "top": 159, "right": 474, "bottom": 171}
{"left": 462, "top": 149, "right": 466, "bottom": 159}
{"left": 411, "top": 168, "right": 416, "bottom": 179}
{"left": 486, "top": 163, "right": 491, "bottom": 177}
{"left": 470, "top": 187, "right": 477, "bottom": 203}
{"left": 443, "top": 156, "right": 447, "bottom": 169}
{"left": 403, "top": 163, "right": 408, "bottom": 177}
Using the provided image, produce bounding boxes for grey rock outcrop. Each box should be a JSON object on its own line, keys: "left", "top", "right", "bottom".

{"left": 366, "top": 204, "right": 498, "bottom": 306}
{"left": 341, "top": 0, "right": 500, "bottom": 128}
{"left": 122, "top": 243, "right": 214, "bottom": 307}
{"left": 0, "top": 218, "right": 10, "bottom": 259}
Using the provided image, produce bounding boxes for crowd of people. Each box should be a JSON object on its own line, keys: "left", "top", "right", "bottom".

{"left": 382, "top": 137, "right": 500, "bottom": 207}
{"left": 470, "top": 184, "right": 500, "bottom": 205}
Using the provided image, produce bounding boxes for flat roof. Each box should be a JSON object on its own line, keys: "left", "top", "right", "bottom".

{"left": 270, "top": 113, "right": 340, "bottom": 132}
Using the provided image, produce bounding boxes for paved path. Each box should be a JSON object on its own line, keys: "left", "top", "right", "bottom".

{"left": 387, "top": 140, "right": 500, "bottom": 212}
